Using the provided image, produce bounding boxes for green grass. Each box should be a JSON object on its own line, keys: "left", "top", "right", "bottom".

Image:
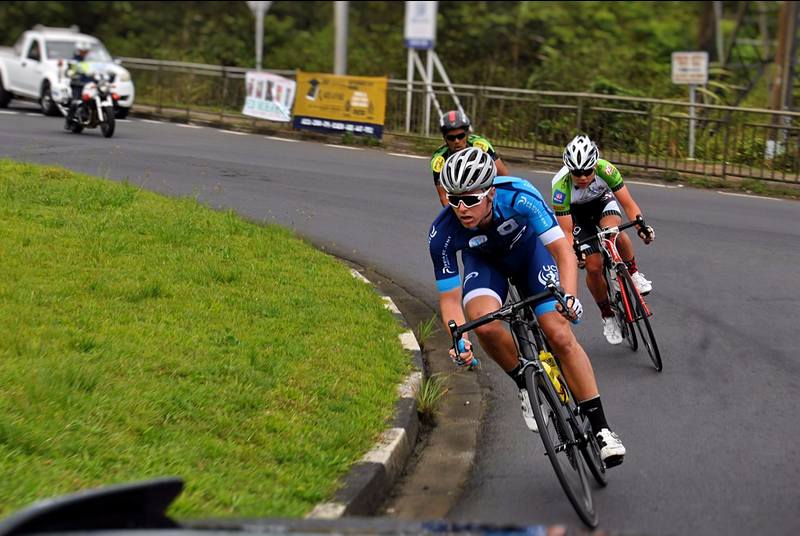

{"left": 0, "top": 160, "right": 410, "bottom": 518}
{"left": 415, "top": 373, "right": 449, "bottom": 426}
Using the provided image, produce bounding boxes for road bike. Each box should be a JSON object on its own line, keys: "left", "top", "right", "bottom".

{"left": 448, "top": 282, "right": 607, "bottom": 528}
{"left": 574, "top": 216, "right": 662, "bottom": 371}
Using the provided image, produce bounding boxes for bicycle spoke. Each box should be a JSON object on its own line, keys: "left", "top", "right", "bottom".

{"left": 527, "top": 369, "right": 597, "bottom": 527}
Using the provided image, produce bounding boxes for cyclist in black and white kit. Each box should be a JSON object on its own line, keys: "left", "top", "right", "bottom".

{"left": 551, "top": 135, "right": 655, "bottom": 345}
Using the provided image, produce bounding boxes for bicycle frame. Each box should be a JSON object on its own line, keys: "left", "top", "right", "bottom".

{"left": 596, "top": 228, "right": 651, "bottom": 321}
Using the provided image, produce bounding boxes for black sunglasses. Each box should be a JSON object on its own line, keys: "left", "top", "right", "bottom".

{"left": 571, "top": 168, "right": 594, "bottom": 177}
{"left": 445, "top": 132, "right": 467, "bottom": 142}
{"left": 447, "top": 190, "right": 490, "bottom": 208}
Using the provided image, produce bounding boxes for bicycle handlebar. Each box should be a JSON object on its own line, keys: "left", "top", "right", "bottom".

{"left": 447, "top": 282, "right": 570, "bottom": 349}
{"left": 573, "top": 214, "right": 647, "bottom": 249}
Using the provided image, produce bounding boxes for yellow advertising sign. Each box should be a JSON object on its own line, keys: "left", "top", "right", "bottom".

{"left": 293, "top": 70, "right": 388, "bottom": 136}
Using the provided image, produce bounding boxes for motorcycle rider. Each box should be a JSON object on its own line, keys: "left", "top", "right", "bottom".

{"left": 64, "top": 41, "right": 93, "bottom": 129}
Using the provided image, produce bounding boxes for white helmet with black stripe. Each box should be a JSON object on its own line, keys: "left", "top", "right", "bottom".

{"left": 563, "top": 134, "right": 599, "bottom": 171}
{"left": 440, "top": 147, "right": 496, "bottom": 194}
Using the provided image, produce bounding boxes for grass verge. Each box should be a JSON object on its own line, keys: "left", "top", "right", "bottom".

{"left": 0, "top": 160, "right": 410, "bottom": 518}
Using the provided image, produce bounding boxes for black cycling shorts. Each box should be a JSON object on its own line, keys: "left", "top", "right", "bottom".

{"left": 571, "top": 191, "right": 622, "bottom": 256}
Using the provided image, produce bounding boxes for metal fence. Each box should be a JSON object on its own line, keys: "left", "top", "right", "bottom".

{"left": 120, "top": 57, "right": 800, "bottom": 184}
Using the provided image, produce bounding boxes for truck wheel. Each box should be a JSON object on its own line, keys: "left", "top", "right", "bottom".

{"left": 40, "top": 82, "right": 58, "bottom": 116}
{"left": 0, "top": 74, "right": 12, "bottom": 108}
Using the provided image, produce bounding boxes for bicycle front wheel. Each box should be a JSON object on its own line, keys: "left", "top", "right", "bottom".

{"left": 525, "top": 367, "right": 597, "bottom": 528}
{"left": 608, "top": 267, "right": 637, "bottom": 351}
{"left": 619, "top": 269, "right": 663, "bottom": 371}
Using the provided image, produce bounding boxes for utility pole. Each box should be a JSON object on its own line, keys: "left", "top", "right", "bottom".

{"left": 334, "top": 1, "right": 348, "bottom": 75}
{"left": 247, "top": 1, "right": 273, "bottom": 70}
{"left": 767, "top": 0, "right": 798, "bottom": 157}
{"left": 769, "top": 1, "right": 798, "bottom": 114}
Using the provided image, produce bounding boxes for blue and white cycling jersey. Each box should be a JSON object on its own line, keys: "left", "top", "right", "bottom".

{"left": 428, "top": 177, "right": 564, "bottom": 315}
{"left": 428, "top": 177, "right": 565, "bottom": 295}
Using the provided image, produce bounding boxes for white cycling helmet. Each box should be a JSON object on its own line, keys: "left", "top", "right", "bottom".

{"left": 440, "top": 147, "right": 496, "bottom": 194}
{"left": 563, "top": 135, "right": 599, "bottom": 171}
{"left": 74, "top": 40, "right": 92, "bottom": 54}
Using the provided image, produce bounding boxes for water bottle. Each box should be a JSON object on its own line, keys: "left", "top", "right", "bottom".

{"left": 539, "top": 350, "right": 568, "bottom": 403}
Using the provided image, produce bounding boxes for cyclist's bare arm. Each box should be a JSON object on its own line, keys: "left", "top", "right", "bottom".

{"left": 439, "top": 287, "right": 467, "bottom": 333}
{"left": 545, "top": 237, "right": 579, "bottom": 298}
{"left": 495, "top": 158, "right": 510, "bottom": 177}
{"left": 612, "top": 185, "right": 643, "bottom": 222}
{"left": 556, "top": 214, "right": 573, "bottom": 241}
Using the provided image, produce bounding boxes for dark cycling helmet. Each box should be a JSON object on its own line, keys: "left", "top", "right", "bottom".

{"left": 563, "top": 134, "right": 599, "bottom": 171}
{"left": 440, "top": 147, "right": 496, "bottom": 194}
{"left": 439, "top": 110, "right": 471, "bottom": 134}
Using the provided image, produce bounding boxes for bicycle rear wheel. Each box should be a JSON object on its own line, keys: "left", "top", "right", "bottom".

{"left": 619, "top": 269, "right": 662, "bottom": 371}
{"left": 525, "top": 367, "right": 597, "bottom": 528}
{"left": 579, "top": 416, "right": 608, "bottom": 487}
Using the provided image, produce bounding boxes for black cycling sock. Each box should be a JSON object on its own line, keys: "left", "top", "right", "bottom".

{"left": 506, "top": 364, "right": 526, "bottom": 390}
{"left": 597, "top": 299, "right": 614, "bottom": 318}
{"left": 625, "top": 257, "right": 638, "bottom": 275}
{"left": 578, "top": 396, "right": 609, "bottom": 435}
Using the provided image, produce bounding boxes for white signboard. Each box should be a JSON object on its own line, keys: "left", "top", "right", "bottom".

{"left": 404, "top": 1, "right": 438, "bottom": 49}
{"left": 671, "top": 51, "right": 709, "bottom": 85}
{"left": 242, "top": 71, "right": 295, "bottom": 122}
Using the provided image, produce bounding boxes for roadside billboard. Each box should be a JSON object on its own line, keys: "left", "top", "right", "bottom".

{"left": 242, "top": 71, "right": 295, "bottom": 122}
{"left": 293, "top": 70, "right": 388, "bottom": 138}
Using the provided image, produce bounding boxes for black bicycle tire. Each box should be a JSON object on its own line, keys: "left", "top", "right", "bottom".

{"left": 607, "top": 266, "right": 637, "bottom": 351}
{"left": 525, "top": 367, "right": 598, "bottom": 528}
{"left": 619, "top": 269, "right": 663, "bottom": 371}
{"left": 580, "top": 417, "right": 608, "bottom": 487}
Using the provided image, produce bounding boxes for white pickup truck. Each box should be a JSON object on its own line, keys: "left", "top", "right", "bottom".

{"left": 0, "top": 25, "right": 135, "bottom": 118}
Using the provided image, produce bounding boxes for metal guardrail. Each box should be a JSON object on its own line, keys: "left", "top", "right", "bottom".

{"left": 119, "top": 57, "right": 800, "bottom": 184}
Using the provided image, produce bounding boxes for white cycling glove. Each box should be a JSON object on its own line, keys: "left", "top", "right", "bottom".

{"left": 561, "top": 293, "right": 583, "bottom": 324}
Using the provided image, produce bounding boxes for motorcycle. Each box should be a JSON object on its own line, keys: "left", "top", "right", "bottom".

{"left": 53, "top": 63, "right": 117, "bottom": 138}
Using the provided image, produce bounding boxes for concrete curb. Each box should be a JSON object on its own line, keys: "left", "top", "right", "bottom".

{"left": 306, "top": 268, "right": 424, "bottom": 519}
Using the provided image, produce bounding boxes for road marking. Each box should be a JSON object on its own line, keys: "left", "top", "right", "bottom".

{"left": 176, "top": 123, "right": 202, "bottom": 129}
{"left": 25, "top": 113, "right": 43, "bottom": 117}
{"left": 324, "top": 144, "right": 363, "bottom": 150}
{"left": 627, "top": 180, "right": 684, "bottom": 189}
{"left": 265, "top": 136, "right": 299, "bottom": 143}
{"left": 140, "top": 119, "right": 164, "bottom": 124}
{"left": 218, "top": 129, "right": 247, "bottom": 135}
{"left": 718, "top": 191, "right": 783, "bottom": 201}
{"left": 0, "top": 110, "right": 19, "bottom": 115}
{"left": 117, "top": 119, "right": 131, "bottom": 123}
{"left": 388, "top": 152, "right": 427, "bottom": 159}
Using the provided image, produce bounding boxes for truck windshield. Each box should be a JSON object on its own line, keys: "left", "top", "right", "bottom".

{"left": 45, "top": 40, "right": 112, "bottom": 62}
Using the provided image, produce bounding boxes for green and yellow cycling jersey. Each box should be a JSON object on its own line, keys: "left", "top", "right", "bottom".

{"left": 430, "top": 134, "right": 498, "bottom": 184}
{"left": 550, "top": 159, "right": 624, "bottom": 216}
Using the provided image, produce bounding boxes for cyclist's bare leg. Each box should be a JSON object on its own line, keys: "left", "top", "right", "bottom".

{"left": 584, "top": 252, "right": 608, "bottom": 303}
{"left": 599, "top": 213, "right": 633, "bottom": 262}
{"left": 537, "top": 311, "right": 599, "bottom": 401}
{"left": 464, "top": 294, "right": 518, "bottom": 371}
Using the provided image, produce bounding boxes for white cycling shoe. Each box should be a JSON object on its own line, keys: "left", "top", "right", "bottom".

{"left": 630, "top": 271, "right": 652, "bottom": 295}
{"left": 602, "top": 316, "right": 623, "bottom": 345}
{"left": 518, "top": 389, "right": 547, "bottom": 433}
{"left": 596, "top": 428, "right": 626, "bottom": 467}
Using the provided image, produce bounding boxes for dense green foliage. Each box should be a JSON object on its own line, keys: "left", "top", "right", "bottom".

{"left": 1, "top": 1, "right": 703, "bottom": 97}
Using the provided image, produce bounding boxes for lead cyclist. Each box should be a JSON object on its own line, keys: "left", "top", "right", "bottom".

{"left": 550, "top": 135, "right": 655, "bottom": 346}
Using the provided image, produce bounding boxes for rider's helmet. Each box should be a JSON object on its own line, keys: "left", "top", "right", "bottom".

{"left": 74, "top": 40, "right": 92, "bottom": 58}
{"left": 440, "top": 147, "right": 496, "bottom": 194}
{"left": 439, "top": 110, "right": 471, "bottom": 134}
{"left": 563, "top": 134, "right": 599, "bottom": 171}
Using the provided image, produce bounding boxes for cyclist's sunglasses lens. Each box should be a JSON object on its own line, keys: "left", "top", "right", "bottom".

{"left": 448, "top": 193, "right": 484, "bottom": 208}
{"left": 446, "top": 132, "right": 467, "bottom": 141}
{"left": 572, "top": 168, "right": 593, "bottom": 177}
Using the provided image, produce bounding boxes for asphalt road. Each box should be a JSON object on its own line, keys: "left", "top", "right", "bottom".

{"left": 2, "top": 106, "right": 799, "bottom": 535}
